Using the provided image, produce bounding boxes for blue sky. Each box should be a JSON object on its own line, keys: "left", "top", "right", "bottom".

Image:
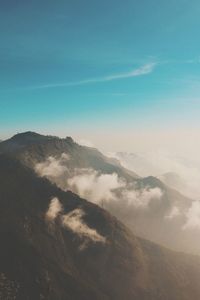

{"left": 1, "top": 0, "right": 200, "bottom": 152}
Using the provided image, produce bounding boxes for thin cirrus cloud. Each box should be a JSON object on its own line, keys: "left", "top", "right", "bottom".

{"left": 24, "top": 62, "right": 157, "bottom": 91}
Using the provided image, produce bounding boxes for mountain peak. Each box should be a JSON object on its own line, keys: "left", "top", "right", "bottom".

{"left": 11, "top": 131, "right": 44, "bottom": 140}
{"left": 8, "top": 132, "right": 46, "bottom": 146}
{"left": 10, "top": 132, "right": 75, "bottom": 144}
{"left": 65, "top": 136, "right": 74, "bottom": 143}
{"left": 0, "top": 131, "right": 78, "bottom": 161}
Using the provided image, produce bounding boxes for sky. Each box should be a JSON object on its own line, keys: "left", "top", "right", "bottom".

{"left": 1, "top": 0, "right": 200, "bottom": 155}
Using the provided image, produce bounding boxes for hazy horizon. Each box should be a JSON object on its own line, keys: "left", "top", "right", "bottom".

{"left": 2, "top": 2, "right": 200, "bottom": 297}
{"left": 1, "top": 0, "right": 200, "bottom": 240}
{"left": 1, "top": 0, "right": 200, "bottom": 159}
{"left": 1, "top": 127, "right": 200, "bottom": 159}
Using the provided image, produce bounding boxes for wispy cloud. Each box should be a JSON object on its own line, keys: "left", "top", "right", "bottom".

{"left": 46, "top": 197, "right": 63, "bottom": 222}
{"left": 103, "top": 62, "right": 156, "bottom": 80}
{"left": 23, "top": 62, "right": 157, "bottom": 91}
{"left": 62, "top": 208, "right": 106, "bottom": 243}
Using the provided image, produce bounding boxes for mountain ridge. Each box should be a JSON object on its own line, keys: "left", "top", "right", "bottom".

{"left": 1, "top": 153, "right": 200, "bottom": 299}
{"left": 1, "top": 132, "right": 198, "bottom": 255}
{"left": 0, "top": 132, "right": 139, "bottom": 180}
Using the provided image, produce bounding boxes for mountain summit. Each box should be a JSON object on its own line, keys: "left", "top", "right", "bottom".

{"left": 0, "top": 132, "right": 139, "bottom": 180}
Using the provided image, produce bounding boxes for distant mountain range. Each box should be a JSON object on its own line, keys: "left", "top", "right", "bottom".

{"left": 110, "top": 151, "right": 200, "bottom": 200}
{"left": 1, "top": 133, "right": 200, "bottom": 299}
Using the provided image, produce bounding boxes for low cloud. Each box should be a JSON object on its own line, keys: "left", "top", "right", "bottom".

{"left": 46, "top": 197, "right": 63, "bottom": 221}
{"left": 109, "top": 151, "right": 200, "bottom": 201}
{"left": 165, "top": 206, "right": 181, "bottom": 220}
{"left": 62, "top": 208, "right": 106, "bottom": 243}
{"left": 66, "top": 169, "right": 164, "bottom": 228}
{"left": 37, "top": 155, "right": 164, "bottom": 230}
{"left": 182, "top": 201, "right": 200, "bottom": 230}
{"left": 165, "top": 201, "right": 200, "bottom": 231}
{"left": 35, "top": 153, "right": 69, "bottom": 178}
{"left": 45, "top": 197, "right": 105, "bottom": 244}
{"left": 67, "top": 169, "right": 125, "bottom": 204}
{"left": 67, "top": 168, "right": 163, "bottom": 210}
{"left": 78, "top": 139, "right": 94, "bottom": 148}
{"left": 40, "top": 155, "right": 200, "bottom": 253}
{"left": 121, "top": 187, "right": 163, "bottom": 209}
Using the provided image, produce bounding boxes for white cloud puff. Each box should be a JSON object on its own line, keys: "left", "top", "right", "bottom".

{"left": 67, "top": 169, "right": 125, "bottom": 204}
{"left": 38, "top": 156, "right": 163, "bottom": 235}
{"left": 122, "top": 187, "right": 163, "bottom": 208}
{"left": 183, "top": 201, "right": 200, "bottom": 230}
{"left": 165, "top": 206, "right": 181, "bottom": 220}
{"left": 61, "top": 208, "right": 106, "bottom": 243}
{"left": 110, "top": 151, "right": 200, "bottom": 201}
{"left": 46, "top": 197, "right": 63, "bottom": 221}
{"left": 35, "top": 153, "right": 69, "bottom": 178}
{"left": 78, "top": 139, "right": 94, "bottom": 148}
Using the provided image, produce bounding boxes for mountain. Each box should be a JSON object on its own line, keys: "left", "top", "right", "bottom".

{"left": 0, "top": 132, "right": 199, "bottom": 255}
{"left": 0, "top": 132, "right": 138, "bottom": 181}
{"left": 105, "top": 151, "right": 200, "bottom": 254}
{"left": 111, "top": 151, "right": 200, "bottom": 200}
{"left": 1, "top": 154, "right": 200, "bottom": 299}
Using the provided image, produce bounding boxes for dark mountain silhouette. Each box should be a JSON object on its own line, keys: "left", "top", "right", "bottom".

{"left": 0, "top": 132, "right": 138, "bottom": 180}
{"left": 1, "top": 154, "right": 200, "bottom": 299}
{"left": 0, "top": 132, "right": 196, "bottom": 254}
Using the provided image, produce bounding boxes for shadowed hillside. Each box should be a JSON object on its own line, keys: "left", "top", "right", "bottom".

{"left": 0, "top": 132, "right": 198, "bottom": 254}
{"left": 1, "top": 154, "right": 200, "bottom": 299}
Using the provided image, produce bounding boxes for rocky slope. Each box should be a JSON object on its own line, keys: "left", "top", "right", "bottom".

{"left": 1, "top": 154, "right": 200, "bottom": 299}
{"left": 1, "top": 132, "right": 198, "bottom": 254}
{"left": 0, "top": 132, "right": 138, "bottom": 181}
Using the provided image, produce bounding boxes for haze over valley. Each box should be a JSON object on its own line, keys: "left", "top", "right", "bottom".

{"left": 1, "top": 132, "right": 200, "bottom": 299}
